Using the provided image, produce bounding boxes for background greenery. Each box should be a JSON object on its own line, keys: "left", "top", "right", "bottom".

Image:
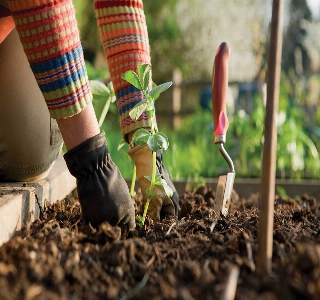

{"left": 88, "top": 64, "right": 320, "bottom": 180}
{"left": 78, "top": 0, "right": 320, "bottom": 180}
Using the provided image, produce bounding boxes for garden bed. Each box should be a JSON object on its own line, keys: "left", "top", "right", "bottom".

{"left": 0, "top": 186, "right": 319, "bottom": 300}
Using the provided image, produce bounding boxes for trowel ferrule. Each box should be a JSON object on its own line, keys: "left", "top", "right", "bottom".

{"left": 214, "top": 134, "right": 226, "bottom": 144}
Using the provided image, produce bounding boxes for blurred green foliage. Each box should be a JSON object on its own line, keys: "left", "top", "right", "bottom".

{"left": 74, "top": 0, "right": 184, "bottom": 82}
{"left": 143, "top": 0, "right": 185, "bottom": 82}
{"left": 163, "top": 77, "right": 320, "bottom": 180}
{"left": 88, "top": 61, "right": 320, "bottom": 180}
{"left": 77, "top": 0, "right": 320, "bottom": 180}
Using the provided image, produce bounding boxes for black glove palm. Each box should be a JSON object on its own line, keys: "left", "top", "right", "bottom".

{"left": 64, "top": 132, "right": 135, "bottom": 230}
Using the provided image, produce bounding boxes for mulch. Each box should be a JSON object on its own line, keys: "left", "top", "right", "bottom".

{"left": 0, "top": 185, "right": 319, "bottom": 300}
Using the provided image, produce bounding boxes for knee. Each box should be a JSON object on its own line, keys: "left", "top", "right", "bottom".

{"left": 0, "top": 162, "right": 55, "bottom": 182}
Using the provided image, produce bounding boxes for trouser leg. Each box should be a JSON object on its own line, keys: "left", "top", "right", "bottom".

{"left": 0, "top": 29, "right": 63, "bottom": 181}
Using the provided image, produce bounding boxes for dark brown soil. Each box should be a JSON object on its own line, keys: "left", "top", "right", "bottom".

{"left": 0, "top": 186, "right": 319, "bottom": 300}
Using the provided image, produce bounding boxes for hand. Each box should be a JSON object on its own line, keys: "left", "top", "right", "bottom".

{"left": 128, "top": 145, "right": 179, "bottom": 222}
{"left": 64, "top": 131, "right": 135, "bottom": 230}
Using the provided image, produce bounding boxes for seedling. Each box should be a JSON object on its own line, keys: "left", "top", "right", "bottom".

{"left": 89, "top": 80, "right": 116, "bottom": 127}
{"left": 122, "top": 64, "right": 173, "bottom": 226}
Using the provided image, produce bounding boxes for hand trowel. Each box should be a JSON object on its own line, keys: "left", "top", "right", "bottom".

{"left": 212, "top": 42, "right": 235, "bottom": 218}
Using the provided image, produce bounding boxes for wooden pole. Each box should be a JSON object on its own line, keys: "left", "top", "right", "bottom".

{"left": 221, "top": 265, "right": 239, "bottom": 300}
{"left": 257, "top": 0, "right": 284, "bottom": 275}
{"left": 172, "top": 68, "right": 182, "bottom": 130}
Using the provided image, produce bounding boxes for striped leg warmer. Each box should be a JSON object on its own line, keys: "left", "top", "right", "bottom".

{"left": 94, "top": 0, "right": 157, "bottom": 140}
{"left": 8, "top": 0, "right": 92, "bottom": 119}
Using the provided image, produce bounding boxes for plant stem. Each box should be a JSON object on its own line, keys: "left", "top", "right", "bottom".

{"left": 141, "top": 151, "right": 157, "bottom": 225}
{"left": 98, "top": 97, "right": 111, "bottom": 127}
{"left": 141, "top": 119, "right": 157, "bottom": 225}
{"left": 141, "top": 198, "right": 150, "bottom": 225}
{"left": 130, "top": 165, "right": 136, "bottom": 197}
{"left": 150, "top": 150, "right": 157, "bottom": 190}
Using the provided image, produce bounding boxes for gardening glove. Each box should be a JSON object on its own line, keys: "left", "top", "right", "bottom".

{"left": 128, "top": 144, "right": 179, "bottom": 222}
{"left": 64, "top": 131, "right": 135, "bottom": 230}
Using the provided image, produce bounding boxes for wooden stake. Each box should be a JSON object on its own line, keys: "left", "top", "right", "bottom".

{"left": 257, "top": 0, "right": 284, "bottom": 275}
{"left": 172, "top": 68, "right": 182, "bottom": 130}
{"left": 221, "top": 265, "right": 239, "bottom": 300}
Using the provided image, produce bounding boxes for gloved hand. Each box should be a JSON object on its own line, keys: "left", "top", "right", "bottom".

{"left": 64, "top": 131, "right": 135, "bottom": 230}
{"left": 128, "top": 144, "right": 179, "bottom": 222}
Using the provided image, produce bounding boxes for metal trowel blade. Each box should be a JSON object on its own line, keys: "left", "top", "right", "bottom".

{"left": 214, "top": 172, "right": 235, "bottom": 218}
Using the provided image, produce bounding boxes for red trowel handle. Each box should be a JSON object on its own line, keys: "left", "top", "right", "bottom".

{"left": 212, "top": 42, "right": 230, "bottom": 143}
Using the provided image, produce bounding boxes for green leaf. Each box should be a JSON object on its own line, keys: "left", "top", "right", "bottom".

{"left": 137, "top": 64, "right": 151, "bottom": 92}
{"left": 145, "top": 176, "right": 173, "bottom": 198}
{"left": 106, "top": 82, "right": 117, "bottom": 103}
{"left": 98, "top": 98, "right": 111, "bottom": 127}
{"left": 148, "top": 136, "right": 162, "bottom": 152}
{"left": 90, "top": 80, "right": 114, "bottom": 127}
{"left": 145, "top": 108, "right": 155, "bottom": 119}
{"left": 146, "top": 188, "right": 155, "bottom": 198}
{"left": 161, "top": 179, "right": 173, "bottom": 197}
{"left": 129, "top": 100, "right": 148, "bottom": 121}
{"left": 153, "top": 132, "right": 169, "bottom": 150}
{"left": 110, "top": 95, "right": 116, "bottom": 103}
{"left": 132, "top": 128, "right": 150, "bottom": 146}
{"left": 89, "top": 80, "right": 111, "bottom": 99}
{"left": 152, "top": 82, "right": 157, "bottom": 89}
{"left": 149, "top": 81, "right": 173, "bottom": 101}
{"left": 137, "top": 215, "right": 144, "bottom": 226}
{"left": 154, "top": 178, "right": 163, "bottom": 186}
{"left": 121, "top": 70, "right": 142, "bottom": 91}
{"left": 117, "top": 139, "right": 127, "bottom": 151}
{"left": 145, "top": 174, "right": 162, "bottom": 182}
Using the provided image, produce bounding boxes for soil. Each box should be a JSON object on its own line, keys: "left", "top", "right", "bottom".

{"left": 0, "top": 185, "right": 319, "bottom": 300}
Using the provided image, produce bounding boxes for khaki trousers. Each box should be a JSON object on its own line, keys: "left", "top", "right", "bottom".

{"left": 0, "top": 29, "right": 63, "bottom": 181}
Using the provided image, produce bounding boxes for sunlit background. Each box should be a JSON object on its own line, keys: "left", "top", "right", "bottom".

{"left": 74, "top": 0, "right": 320, "bottom": 181}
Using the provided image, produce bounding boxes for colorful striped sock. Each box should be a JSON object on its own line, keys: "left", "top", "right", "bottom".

{"left": 8, "top": 0, "right": 92, "bottom": 119}
{"left": 94, "top": 0, "right": 157, "bottom": 139}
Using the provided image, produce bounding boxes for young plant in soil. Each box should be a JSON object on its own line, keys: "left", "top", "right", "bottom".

{"left": 89, "top": 79, "right": 116, "bottom": 127}
{"left": 122, "top": 64, "right": 173, "bottom": 226}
